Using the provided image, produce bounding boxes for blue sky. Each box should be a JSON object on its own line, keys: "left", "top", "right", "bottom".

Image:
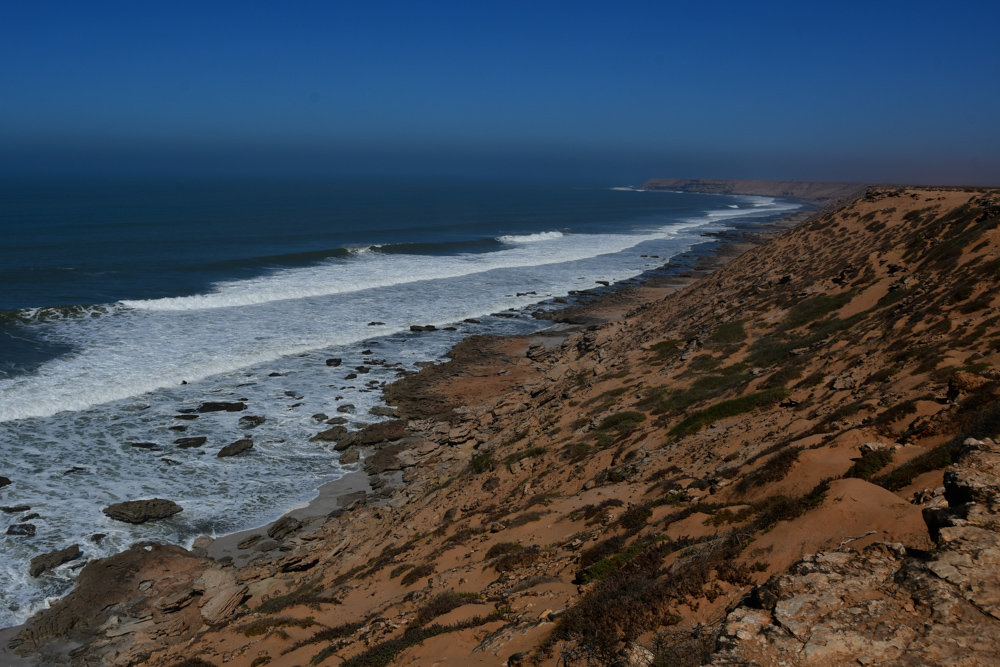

{"left": 2, "top": 1, "right": 998, "bottom": 183}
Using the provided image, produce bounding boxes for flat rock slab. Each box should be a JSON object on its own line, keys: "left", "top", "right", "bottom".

{"left": 174, "top": 436, "right": 207, "bottom": 448}
{"left": 103, "top": 498, "right": 182, "bottom": 524}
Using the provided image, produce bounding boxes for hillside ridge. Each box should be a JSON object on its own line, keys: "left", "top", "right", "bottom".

{"left": 9, "top": 184, "right": 1000, "bottom": 667}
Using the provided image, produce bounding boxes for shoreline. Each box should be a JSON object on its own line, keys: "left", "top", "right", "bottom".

{"left": 150, "top": 202, "right": 815, "bottom": 572}
{"left": 1, "top": 194, "right": 817, "bottom": 663}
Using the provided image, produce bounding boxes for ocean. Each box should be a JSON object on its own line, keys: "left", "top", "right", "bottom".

{"left": 0, "top": 179, "right": 800, "bottom": 626}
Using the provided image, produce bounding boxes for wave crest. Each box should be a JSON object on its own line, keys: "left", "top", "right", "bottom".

{"left": 497, "top": 231, "right": 564, "bottom": 244}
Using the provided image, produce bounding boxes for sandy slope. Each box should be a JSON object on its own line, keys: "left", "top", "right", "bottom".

{"left": 8, "top": 185, "right": 1000, "bottom": 667}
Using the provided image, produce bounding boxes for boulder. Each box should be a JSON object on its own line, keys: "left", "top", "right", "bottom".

{"left": 217, "top": 439, "right": 253, "bottom": 458}
{"left": 0, "top": 476, "right": 10, "bottom": 489}
{"left": 326, "top": 358, "right": 342, "bottom": 367}
{"left": 326, "top": 416, "right": 349, "bottom": 425}
{"left": 29, "top": 544, "right": 80, "bottom": 577}
{"left": 370, "top": 406, "right": 398, "bottom": 417}
{"left": 337, "top": 404, "right": 356, "bottom": 414}
{"left": 410, "top": 325, "right": 437, "bottom": 332}
{"left": 173, "top": 414, "right": 199, "bottom": 421}
{"left": 344, "top": 373, "right": 358, "bottom": 380}
{"left": 238, "top": 415, "right": 266, "bottom": 428}
{"left": 174, "top": 436, "right": 207, "bottom": 448}
{"left": 311, "top": 413, "right": 329, "bottom": 422}
{"left": 339, "top": 450, "right": 360, "bottom": 465}
{"left": 368, "top": 321, "right": 385, "bottom": 326}
{"left": 196, "top": 401, "right": 246, "bottom": 413}
{"left": 7, "top": 524, "right": 36, "bottom": 536}
{"left": 103, "top": 498, "right": 183, "bottom": 524}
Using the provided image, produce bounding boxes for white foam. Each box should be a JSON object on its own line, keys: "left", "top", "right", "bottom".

{"left": 497, "top": 231, "right": 564, "bottom": 244}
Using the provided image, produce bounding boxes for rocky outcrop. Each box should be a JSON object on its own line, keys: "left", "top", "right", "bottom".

{"left": 330, "top": 419, "right": 408, "bottom": 451}
{"left": 29, "top": 545, "right": 80, "bottom": 577}
{"left": 103, "top": 499, "right": 182, "bottom": 524}
{"left": 194, "top": 569, "right": 248, "bottom": 625}
{"left": 707, "top": 437, "right": 1000, "bottom": 666}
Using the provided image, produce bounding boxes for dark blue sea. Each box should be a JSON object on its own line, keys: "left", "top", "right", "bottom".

{"left": 0, "top": 179, "right": 800, "bottom": 625}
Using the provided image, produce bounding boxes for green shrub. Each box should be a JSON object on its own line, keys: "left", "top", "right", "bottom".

{"left": 782, "top": 292, "right": 855, "bottom": 330}
{"left": 564, "top": 442, "right": 594, "bottom": 462}
{"left": 389, "top": 564, "right": 414, "bottom": 579}
{"left": 505, "top": 446, "right": 548, "bottom": 465}
{"left": 485, "top": 541, "right": 523, "bottom": 559}
{"left": 408, "top": 592, "right": 483, "bottom": 630}
{"left": 492, "top": 545, "right": 542, "bottom": 572}
{"left": 469, "top": 452, "right": 493, "bottom": 474}
{"left": 283, "top": 621, "right": 365, "bottom": 656}
{"left": 734, "top": 446, "right": 802, "bottom": 495}
{"left": 708, "top": 321, "right": 747, "bottom": 347}
{"left": 650, "top": 340, "right": 681, "bottom": 359}
{"left": 618, "top": 504, "right": 653, "bottom": 533}
{"left": 567, "top": 498, "right": 624, "bottom": 524}
{"left": 597, "top": 411, "right": 647, "bottom": 433}
{"left": 256, "top": 579, "right": 324, "bottom": 614}
{"left": 669, "top": 388, "right": 790, "bottom": 437}
{"left": 241, "top": 616, "right": 316, "bottom": 637}
{"left": 399, "top": 564, "right": 435, "bottom": 587}
{"left": 844, "top": 448, "right": 894, "bottom": 480}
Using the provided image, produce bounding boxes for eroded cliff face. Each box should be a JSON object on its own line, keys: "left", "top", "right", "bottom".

{"left": 10, "top": 186, "right": 1000, "bottom": 667}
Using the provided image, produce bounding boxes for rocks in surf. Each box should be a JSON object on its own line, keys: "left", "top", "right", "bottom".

{"left": 103, "top": 498, "right": 182, "bottom": 524}
{"left": 196, "top": 401, "right": 246, "bottom": 413}
{"left": 29, "top": 544, "right": 81, "bottom": 577}
{"left": 217, "top": 439, "right": 253, "bottom": 458}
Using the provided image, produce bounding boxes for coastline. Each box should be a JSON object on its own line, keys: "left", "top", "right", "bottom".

{"left": 163, "top": 203, "right": 816, "bottom": 571}
{"left": 4, "top": 187, "right": 865, "bottom": 665}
